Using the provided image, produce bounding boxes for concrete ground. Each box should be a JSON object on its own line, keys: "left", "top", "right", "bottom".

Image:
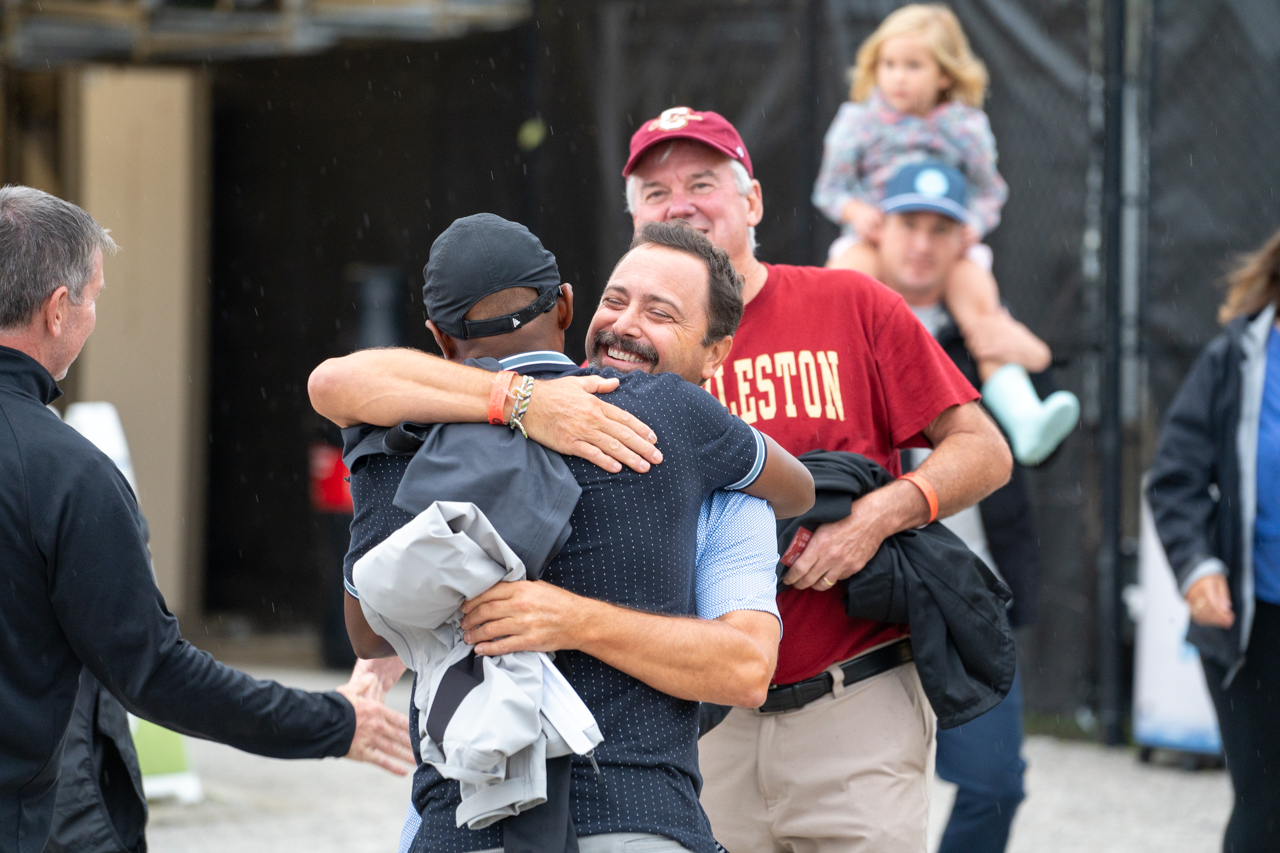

{"left": 146, "top": 666, "right": 1232, "bottom": 853}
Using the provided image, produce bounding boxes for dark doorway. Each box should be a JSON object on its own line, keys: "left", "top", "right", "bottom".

{"left": 205, "top": 35, "right": 532, "bottom": 624}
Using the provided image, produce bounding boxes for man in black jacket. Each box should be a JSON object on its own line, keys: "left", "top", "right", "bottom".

{"left": 873, "top": 167, "right": 1054, "bottom": 853}
{"left": 0, "top": 185, "right": 413, "bottom": 853}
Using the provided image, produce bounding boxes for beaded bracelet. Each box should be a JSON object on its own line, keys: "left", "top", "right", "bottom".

{"left": 507, "top": 375, "right": 535, "bottom": 438}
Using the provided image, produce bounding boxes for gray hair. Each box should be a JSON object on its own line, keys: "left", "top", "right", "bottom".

{"left": 624, "top": 150, "right": 759, "bottom": 254}
{"left": 0, "top": 186, "right": 117, "bottom": 330}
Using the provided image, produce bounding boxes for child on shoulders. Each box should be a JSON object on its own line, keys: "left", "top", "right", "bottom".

{"left": 813, "top": 3, "right": 1078, "bottom": 465}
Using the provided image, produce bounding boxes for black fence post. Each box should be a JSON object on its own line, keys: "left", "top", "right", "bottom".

{"left": 799, "top": 0, "right": 821, "bottom": 264}
{"left": 1097, "top": 0, "right": 1127, "bottom": 747}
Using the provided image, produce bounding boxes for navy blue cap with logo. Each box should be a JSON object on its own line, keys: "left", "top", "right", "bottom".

{"left": 880, "top": 161, "right": 971, "bottom": 225}
{"left": 423, "top": 213, "right": 562, "bottom": 340}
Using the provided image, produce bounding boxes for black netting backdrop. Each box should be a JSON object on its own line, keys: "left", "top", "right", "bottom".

{"left": 1146, "top": 0, "right": 1280, "bottom": 420}
{"left": 952, "top": 0, "right": 1094, "bottom": 715}
{"left": 533, "top": 0, "right": 1095, "bottom": 713}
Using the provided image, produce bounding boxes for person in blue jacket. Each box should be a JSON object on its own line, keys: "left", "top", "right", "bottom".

{"left": 1148, "top": 226, "right": 1280, "bottom": 853}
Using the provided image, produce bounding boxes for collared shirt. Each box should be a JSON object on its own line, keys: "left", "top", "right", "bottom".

{"left": 393, "top": 473, "right": 780, "bottom": 853}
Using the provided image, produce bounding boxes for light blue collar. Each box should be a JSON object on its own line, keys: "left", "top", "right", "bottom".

{"left": 498, "top": 350, "right": 577, "bottom": 371}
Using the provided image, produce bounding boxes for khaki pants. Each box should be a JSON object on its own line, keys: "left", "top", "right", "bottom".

{"left": 698, "top": 662, "right": 936, "bottom": 853}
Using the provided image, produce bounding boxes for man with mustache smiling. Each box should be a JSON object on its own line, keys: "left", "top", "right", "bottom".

{"left": 311, "top": 213, "right": 813, "bottom": 853}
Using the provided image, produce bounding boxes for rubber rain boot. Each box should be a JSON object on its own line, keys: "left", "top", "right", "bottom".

{"left": 980, "top": 364, "right": 1080, "bottom": 466}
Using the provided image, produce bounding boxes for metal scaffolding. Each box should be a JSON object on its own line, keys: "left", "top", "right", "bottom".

{"left": 1, "top": 0, "right": 530, "bottom": 66}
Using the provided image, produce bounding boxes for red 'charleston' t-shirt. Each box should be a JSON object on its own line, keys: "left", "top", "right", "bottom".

{"left": 710, "top": 263, "right": 978, "bottom": 685}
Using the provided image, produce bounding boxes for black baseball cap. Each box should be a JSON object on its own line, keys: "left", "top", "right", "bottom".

{"left": 423, "top": 213, "right": 562, "bottom": 339}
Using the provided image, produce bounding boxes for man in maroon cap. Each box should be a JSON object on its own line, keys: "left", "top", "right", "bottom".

{"left": 621, "top": 108, "right": 1013, "bottom": 851}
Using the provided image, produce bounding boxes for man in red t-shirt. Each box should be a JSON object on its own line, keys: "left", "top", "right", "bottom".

{"left": 620, "top": 107, "right": 1012, "bottom": 852}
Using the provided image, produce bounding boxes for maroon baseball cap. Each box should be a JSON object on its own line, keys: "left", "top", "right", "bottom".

{"left": 622, "top": 107, "right": 754, "bottom": 179}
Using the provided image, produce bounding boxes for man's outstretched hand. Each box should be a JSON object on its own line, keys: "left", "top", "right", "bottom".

{"left": 336, "top": 670, "right": 414, "bottom": 776}
{"left": 525, "top": 375, "right": 663, "bottom": 474}
{"left": 347, "top": 656, "right": 409, "bottom": 704}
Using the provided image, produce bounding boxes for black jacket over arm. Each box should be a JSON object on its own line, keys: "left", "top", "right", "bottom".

{"left": 777, "top": 451, "right": 1017, "bottom": 729}
{"left": 0, "top": 347, "right": 355, "bottom": 853}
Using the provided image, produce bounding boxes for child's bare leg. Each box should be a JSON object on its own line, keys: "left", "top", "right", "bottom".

{"left": 827, "top": 240, "right": 883, "bottom": 278}
{"left": 944, "top": 257, "right": 1004, "bottom": 381}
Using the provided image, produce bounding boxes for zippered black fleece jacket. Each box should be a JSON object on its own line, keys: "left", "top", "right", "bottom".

{"left": 0, "top": 346, "right": 355, "bottom": 853}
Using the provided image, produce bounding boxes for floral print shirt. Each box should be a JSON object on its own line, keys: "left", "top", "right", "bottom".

{"left": 812, "top": 89, "right": 1008, "bottom": 237}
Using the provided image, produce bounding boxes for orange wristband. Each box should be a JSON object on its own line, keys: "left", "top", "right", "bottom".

{"left": 488, "top": 371, "right": 516, "bottom": 425}
{"left": 900, "top": 471, "right": 938, "bottom": 523}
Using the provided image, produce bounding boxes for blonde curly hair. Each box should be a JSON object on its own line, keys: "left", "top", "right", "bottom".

{"left": 849, "top": 4, "right": 988, "bottom": 109}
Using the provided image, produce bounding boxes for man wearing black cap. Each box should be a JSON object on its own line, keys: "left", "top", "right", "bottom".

{"left": 315, "top": 213, "right": 812, "bottom": 853}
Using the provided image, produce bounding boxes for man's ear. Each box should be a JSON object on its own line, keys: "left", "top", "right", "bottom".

{"left": 426, "top": 320, "right": 459, "bottom": 361}
{"left": 557, "top": 283, "right": 574, "bottom": 331}
{"left": 42, "top": 286, "right": 71, "bottom": 337}
{"left": 745, "top": 180, "right": 764, "bottom": 228}
{"left": 701, "top": 334, "right": 734, "bottom": 382}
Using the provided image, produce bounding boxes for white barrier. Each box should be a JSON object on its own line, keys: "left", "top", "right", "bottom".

{"left": 63, "top": 401, "right": 139, "bottom": 492}
{"left": 1131, "top": 489, "right": 1222, "bottom": 755}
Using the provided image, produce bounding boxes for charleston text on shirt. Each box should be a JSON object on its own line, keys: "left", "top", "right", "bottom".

{"left": 704, "top": 350, "right": 847, "bottom": 424}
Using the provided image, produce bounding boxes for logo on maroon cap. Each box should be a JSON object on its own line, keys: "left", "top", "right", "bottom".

{"left": 649, "top": 107, "right": 704, "bottom": 131}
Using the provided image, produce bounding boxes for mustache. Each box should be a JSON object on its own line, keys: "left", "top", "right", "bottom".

{"left": 589, "top": 329, "right": 659, "bottom": 365}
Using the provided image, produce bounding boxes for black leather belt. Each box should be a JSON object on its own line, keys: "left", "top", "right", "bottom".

{"left": 759, "top": 637, "right": 914, "bottom": 714}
